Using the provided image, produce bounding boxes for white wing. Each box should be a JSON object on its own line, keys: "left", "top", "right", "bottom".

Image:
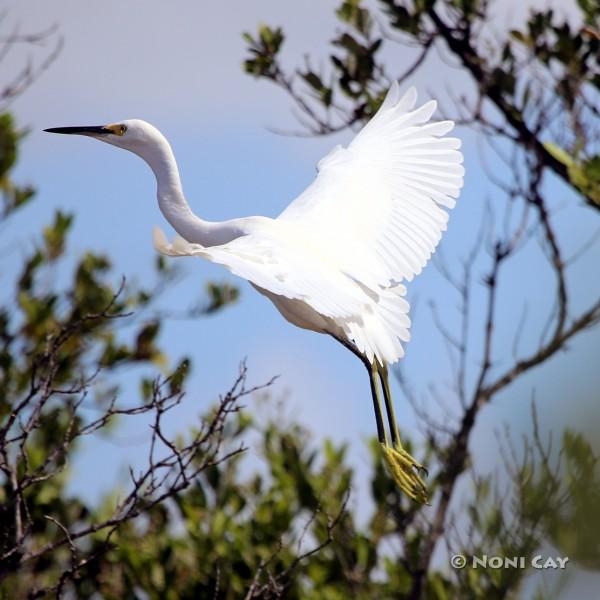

{"left": 153, "top": 84, "right": 464, "bottom": 364}
{"left": 277, "top": 83, "right": 464, "bottom": 291}
{"left": 152, "top": 226, "right": 368, "bottom": 318}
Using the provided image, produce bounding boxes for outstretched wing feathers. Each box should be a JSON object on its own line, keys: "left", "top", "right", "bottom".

{"left": 277, "top": 83, "right": 464, "bottom": 287}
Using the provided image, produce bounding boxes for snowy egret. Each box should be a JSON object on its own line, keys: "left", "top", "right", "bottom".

{"left": 45, "top": 83, "right": 464, "bottom": 503}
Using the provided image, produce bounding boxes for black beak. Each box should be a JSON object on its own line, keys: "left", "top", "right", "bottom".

{"left": 43, "top": 125, "right": 112, "bottom": 135}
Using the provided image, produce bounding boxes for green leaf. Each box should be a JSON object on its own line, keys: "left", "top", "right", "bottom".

{"left": 543, "top": 142, "right": 574, "bottom": 168}
{"left": 43, "top": 210, "right": 74, "bottom": 260}
{"left": 168, "top": 358, "right": 190, "bottom": 395}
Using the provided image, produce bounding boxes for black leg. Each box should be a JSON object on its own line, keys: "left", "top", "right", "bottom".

{"left": 329, "top": 333, "right": 389, "bottom": 446}
{"left": 366, "top": 361, "right": 388, "bottom": 446}
{"left": 377, "top": 363, "right": 401, "bottom": 448}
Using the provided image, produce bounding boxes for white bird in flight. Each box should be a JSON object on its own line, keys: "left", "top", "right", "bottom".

{"left": 45, "top": 83, "right": 464, "bottom": 503}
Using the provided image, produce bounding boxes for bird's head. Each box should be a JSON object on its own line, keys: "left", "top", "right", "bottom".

{"left": 44, "top": 119, "right": 167, "bottom": 161}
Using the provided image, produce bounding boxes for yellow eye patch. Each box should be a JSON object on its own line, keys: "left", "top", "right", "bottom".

{"left": 106, "top": 123, "right": 127, "bottom": 136}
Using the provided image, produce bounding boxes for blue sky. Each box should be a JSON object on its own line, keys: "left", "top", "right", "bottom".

{"left": 4, "top": 1, "right": 600, "bottom": 594}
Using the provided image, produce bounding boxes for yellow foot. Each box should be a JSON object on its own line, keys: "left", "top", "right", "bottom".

{"left": 381, "top": 444, "right": 430, "bottom": 505}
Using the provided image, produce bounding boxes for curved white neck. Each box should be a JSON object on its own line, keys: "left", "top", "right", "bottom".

{"left": 136, "top": 135, "right": 242, "bottom": 246}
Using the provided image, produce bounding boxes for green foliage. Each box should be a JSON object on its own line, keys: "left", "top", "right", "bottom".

{"left": 380, "top": 0, "right": 429, "bottom": 36}
{"left": 10, "top": 407, "right": 591, "bottom": 600}
{"left": 91, "top": 418, "right": 355, "bottom": 599}
{"left": 205, "top": 282, "right": 239, "bottom": 315}
{"left": 544, "top": 431, "right": 600, "bottom": 569}
{"left": 0, "top": 114, "right": 240, "bottom": 597}
{"left": 54, "top": 416, "right": 433, "bottom": 599}
{"left": 0, "top": 113, "right": 34, "bottom": 218}
{"left": 301, "top": 71, "right": 332, "bottom": 109}
{"left": 243, "top": 25, "right": 285, "bottom": 80}
{"left": 544, "top": 143, "right": 600, "bottom": 206}
{"left": 337, "top": 0, "right": 372, "bottom": 35}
